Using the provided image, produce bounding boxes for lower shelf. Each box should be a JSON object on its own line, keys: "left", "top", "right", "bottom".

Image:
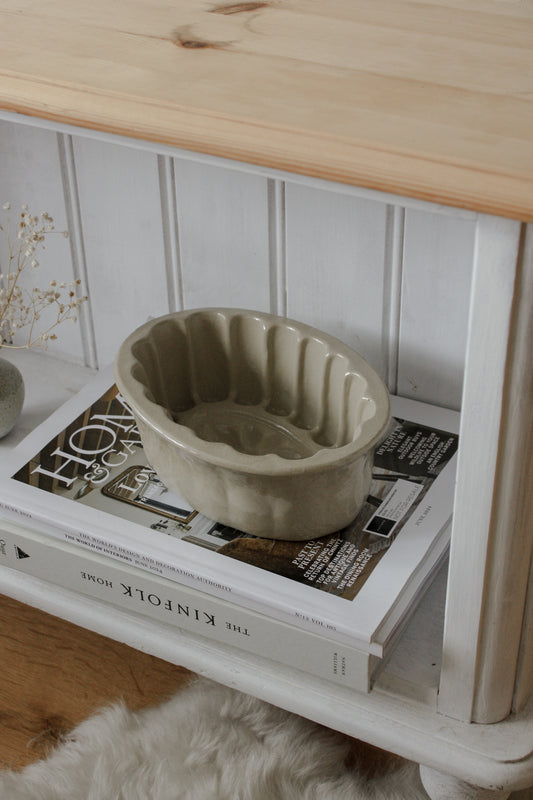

{"left": 1, "top": 567, "right": 533, "bottom": 793}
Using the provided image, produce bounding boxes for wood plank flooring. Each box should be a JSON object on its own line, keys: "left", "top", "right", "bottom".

{"left": 0, "top": 590, "right": 401, "bottom": 782}
{"left": 2, "top": 591, "right": 532, "bottom": 798}
{"left": 0, "top": 593, "right": 192, "bottom": 770}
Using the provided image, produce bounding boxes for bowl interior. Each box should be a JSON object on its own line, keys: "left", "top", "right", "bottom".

{"left": 130, "top": 311, "right": 382, "bottom": 461}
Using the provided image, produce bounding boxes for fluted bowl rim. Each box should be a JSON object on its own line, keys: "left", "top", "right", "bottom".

{"left": 114, "top": 308, "right": 391, "bottom": 477}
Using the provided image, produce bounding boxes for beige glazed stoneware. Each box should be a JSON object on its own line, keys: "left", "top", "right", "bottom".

{"left": 115, "top": 309, "right": 391, "bottom": 540}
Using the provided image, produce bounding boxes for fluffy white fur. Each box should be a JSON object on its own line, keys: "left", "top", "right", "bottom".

{"left": 0, "top": 677, "right": 428, "bottom": 800}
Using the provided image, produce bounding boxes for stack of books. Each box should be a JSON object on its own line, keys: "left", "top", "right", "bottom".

{"left": 0, "top": 367, "right": 458, "bottom": 692}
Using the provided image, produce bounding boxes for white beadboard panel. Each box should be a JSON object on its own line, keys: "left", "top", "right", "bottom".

{"left": 0, "top": 119, "right": 480, "bottom": 414}
{"left": 397, "top": 209, "right": 476, "bottom": 410}
{"left": 173, "top": 159, "right": 271, "bottom": 312}
{"left": 0, "top": 120, "right": 85, "bottom": 363}
{"left": 72, "top": 136, "right": 171, "bottom": 367}
{"left": 284, "top": 182, "right": 389, "bottom": 379}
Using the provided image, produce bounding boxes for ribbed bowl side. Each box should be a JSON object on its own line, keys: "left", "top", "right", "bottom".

{"left": 345, "top": 372, "right": 377, "bottom": 442}
{"left": 228, "top": 313, "right": 268, "bottom": 406}
{"left": 126, "top": 309, "right": 383, "bottom": 456}
{"left": 290, "top": 335, "right": 326, "bottom": 435}
{"left": 265, "top": 322, "right": 303, "bottom": 417}
{"left": 183, "top": 311, "right": 231, "bottom": 404}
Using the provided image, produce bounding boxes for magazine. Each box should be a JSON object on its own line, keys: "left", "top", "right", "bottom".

{"left": 0, "top": 366, "right": 459, "bottom": 653}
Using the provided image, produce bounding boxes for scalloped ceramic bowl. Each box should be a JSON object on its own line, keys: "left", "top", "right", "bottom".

{"left": 115, "top": 309, "right": 390, "bottom": 540}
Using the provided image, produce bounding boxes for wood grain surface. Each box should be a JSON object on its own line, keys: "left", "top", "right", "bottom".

{"left": 2, "top": 591, "right": 533, "bottom": 797}
{"left": 0, "top": 593, "right": 192, "bottom": 770}
{"left": 0, "top": 0, "right": 532, "bottom": 220}
{"left": 0, "top": 590, "right": 403, "bottom": 781}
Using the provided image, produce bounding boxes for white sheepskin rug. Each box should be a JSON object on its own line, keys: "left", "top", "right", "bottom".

{"left": 0, "top": 677, "right": 429, "bottom": 800}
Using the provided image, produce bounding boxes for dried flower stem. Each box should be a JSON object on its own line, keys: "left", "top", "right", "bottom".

{"left": 0, "top": 202, "right": 88, "bottom": 349}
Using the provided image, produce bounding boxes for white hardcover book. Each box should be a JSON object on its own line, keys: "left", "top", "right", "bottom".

{"left": 0, "top": 365, "right": 459, "bottom": 655}
{"left": 0, "top": 519, "right": 379, "bottom": 692}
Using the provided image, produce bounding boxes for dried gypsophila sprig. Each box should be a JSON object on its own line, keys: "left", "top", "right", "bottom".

{"left": 0, "top": 201, "right": 88, "bottom": 349}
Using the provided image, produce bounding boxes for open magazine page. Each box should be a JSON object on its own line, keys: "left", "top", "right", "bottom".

{"left": 11, "top": 382, "right": 458, "bottom": 605}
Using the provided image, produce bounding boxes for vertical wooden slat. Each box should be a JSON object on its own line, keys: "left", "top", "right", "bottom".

{"left": 495, "top": 224, "right": 533, "bottom": 718}
{"left": 0, "top": 120, "right": 85, "bottom": 363}
{"left": 173, "top": 159, "right": 271, "bottom": 311}
{"left": 398, "top": 209, "right": 476, "bottom": 410}
{"left": 438, "top": 214, "right": 523, "bottom": 723}
{"left": 471, "top": 219, "right": 533, "bottom": 722}
{"left": 72, "top": 136, "right": 170, "bottom": 367}
{"left": 267, "top": 178, "right": 287, "bottom": 317}
{"left": 285, "top": 182, "right": 389, "bottom": 378}
{"left": 157, "top": 155, "right": 183, "bottom": 314}
{"left": 56, "top": 133, "right": 98, "bottom": 369}
{"left": 381, "top": 205, "right": 405, "bottom": 395}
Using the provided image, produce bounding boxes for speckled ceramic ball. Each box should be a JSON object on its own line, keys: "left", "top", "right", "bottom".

{"left": 0, "top": 357, "right": 25, "bottom": 438}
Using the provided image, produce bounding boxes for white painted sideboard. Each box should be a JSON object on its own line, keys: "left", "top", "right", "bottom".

{"left": 1, "top": 1, "right": 533, "bottom": 797}
{"left": 1, "top": 112, "right": 532, "bottom": 799}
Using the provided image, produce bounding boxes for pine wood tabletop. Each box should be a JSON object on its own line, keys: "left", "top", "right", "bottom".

{"left": 0, "top": 0, "right": 532, "bottom": 221}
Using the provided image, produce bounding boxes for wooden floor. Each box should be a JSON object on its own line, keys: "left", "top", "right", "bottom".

{"left": 0, "top": 591, "right": 401, "bottom": 780}
{"left": 3, "top": 591, "right": 532, "bottom": 798}
{"left": 0, "top": 593, "right": 192, "bottom": 770}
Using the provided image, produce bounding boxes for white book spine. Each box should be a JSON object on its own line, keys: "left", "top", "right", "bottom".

{"left": 0, "top": 498, "right": 365, "bottom": 649}
{"left": 0, "top": 519, "right": 377, "bottom": 693}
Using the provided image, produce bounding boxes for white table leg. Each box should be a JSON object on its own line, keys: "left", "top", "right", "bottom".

{"left": 420, "top": 766, "right": 510, "bottom": 800}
